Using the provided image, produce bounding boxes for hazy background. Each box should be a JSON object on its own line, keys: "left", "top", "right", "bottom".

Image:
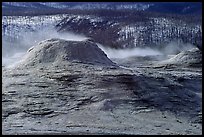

{"left": 2, "top": 27, "right": 194, "bottom": 67}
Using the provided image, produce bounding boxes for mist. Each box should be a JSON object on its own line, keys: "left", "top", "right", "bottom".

{"left": 2, "top": 28, "right": 88, "bottom": 67}
{"left": 97, "top": 44, "right": 163, "bottom": 59}
{"left": 96, "top": 40, "right": 196, "bottom": 59}
{"left": 162, "top": 40, "right": 195, "bottom": 55}
{"left": 3, "top": 27, "right": 88, "bottom": 54}
{"left": 2, "top": 27, "right": 196, "bottom": 67}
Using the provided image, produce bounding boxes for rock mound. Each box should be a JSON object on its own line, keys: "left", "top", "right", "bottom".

{"left": 158, "top": 48, "right": 202, "bottom": 67}
{"left": 17, "top": 38, "right": 117, "bottom": 67}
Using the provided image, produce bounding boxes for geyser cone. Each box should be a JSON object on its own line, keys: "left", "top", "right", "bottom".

{"left": 15, "top": 38, "right": 117, "bottom": 67}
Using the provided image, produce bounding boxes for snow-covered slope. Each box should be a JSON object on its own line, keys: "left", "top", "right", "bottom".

{"left": 2, "top": 2, "right": 202, "bottom": 15}
{"left": 2, "top": 14, "right": 67, "bottom": 40}
{"left": 2, "top": 12, "right": 202, "bottom": 55}
{"left": 56, "top": 13, "right": 202, "bottom": 50}
{"left": 2, "top": 2, "right": 152, "bottom": 11}
{"left": 2, "top": 4, "right": 202, "bottom": 58}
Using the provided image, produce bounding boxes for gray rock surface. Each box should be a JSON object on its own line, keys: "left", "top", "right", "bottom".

{"left": 16, "top": 38, "right": 117, "bottom": 67}
{"left": 157, "top": 48, "right": 202, "bottom": 67}
{"left": 2, "top": 39, "right": 202, "bottom": 135}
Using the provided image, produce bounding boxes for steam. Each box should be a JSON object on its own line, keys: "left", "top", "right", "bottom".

{"left": 2, "top": 28, "right": 88, "bottom": 67}
{"left": 3, "top": 27, "right": 88, "bottom": 53}
{"left": 2, "top": 27, "right": 196, "bottom": 67}
{"left": 162, "top": 40, "right": 195, "bottom": 55}
{"left": 97, "top": 43, "right": 163, "bottom": 59}
{"left": 96, "top": 40, "right": 195, "bottom": 59}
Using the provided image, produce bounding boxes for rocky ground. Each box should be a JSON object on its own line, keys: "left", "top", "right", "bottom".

{"left": 2, "top": 39, "right": 202, "bottom": 135}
